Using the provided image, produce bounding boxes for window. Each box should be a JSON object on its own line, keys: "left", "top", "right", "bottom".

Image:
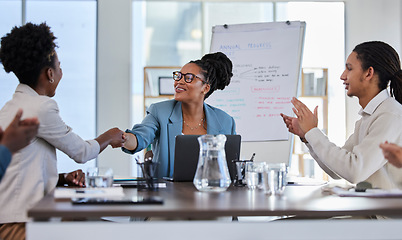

{"left": 0, "top": 0, "right": 21, "bottom": 106}
{"left": 0, "top": 0, "right": 97, "bottom": 173}
{"left": 26, "top": 0, "right": 97, "bottom": 173}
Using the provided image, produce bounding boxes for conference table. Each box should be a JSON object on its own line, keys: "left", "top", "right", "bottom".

{"left": 27, "top": 181, "right": 402, "bottom": 239}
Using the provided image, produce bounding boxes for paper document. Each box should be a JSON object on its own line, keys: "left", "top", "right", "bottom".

{"left": 286, "top": 176, "right": 327, "bottom": 186}
{"left": 113, "top": 177, "right": 143, "bottom": 182}
{"left": 54, "top": 187, "right": 125, "bottom": 199}
{"left": 331, "top": 186, "right": 402, "bottom": 198}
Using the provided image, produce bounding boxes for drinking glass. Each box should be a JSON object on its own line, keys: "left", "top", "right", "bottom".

{"left": 245, "top": 162, "right": 266, "bottom": 190}
{"left": 86, "top": 167, "right": 114, "bottom": 188}
{"left": 233, "top": 160, "right": 247, "bottom": 186}
{"left": 264, "top": 163, "right": 287, "bottom": 195}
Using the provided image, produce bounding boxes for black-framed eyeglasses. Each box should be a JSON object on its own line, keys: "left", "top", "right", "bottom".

{"left": 173, "top": 71, "right": 207, "bottom": 84}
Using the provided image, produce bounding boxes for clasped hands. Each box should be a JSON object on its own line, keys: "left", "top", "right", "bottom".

{"left": 106, "top": 129, "right": 135, "bottom": 149}
{"left": 280, "top": 97, "right": 318, "bottom": 139}
{"left": 106, "top": 128, "right": 127, "bottom": 148}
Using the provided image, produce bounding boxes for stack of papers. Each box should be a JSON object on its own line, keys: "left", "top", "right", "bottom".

{"left": 331, "top": 186, "right": 402, "bottom": 198}
{"left": 54, "top": 187, "right": 125, "bottom": 199}
{"left": 113, "top": 177, "right": 167, "bottom": 188}
{"left": 113, "top": 181, "right": 166, "bottom": 188}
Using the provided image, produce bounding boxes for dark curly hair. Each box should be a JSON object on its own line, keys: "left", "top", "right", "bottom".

{"left": 0, "top": 22, "right": 58, "bottom": 88}
{"left": 353, "top": 41, "right": 402, "bottom": 104}
{"left": 190, "top": 52, "right": 233, "bottom": 99}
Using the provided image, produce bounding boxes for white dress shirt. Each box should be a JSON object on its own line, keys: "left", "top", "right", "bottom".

{"left": 0, "top": 84, "right": 100, "bottom": 223}
{"left": 305, "top": 90, "right": 402, "bottom": 189}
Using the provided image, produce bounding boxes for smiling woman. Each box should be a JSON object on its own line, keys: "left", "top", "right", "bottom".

{"left": 131, "top": 1, "right": 346, "bottom": 178}
{"left": 122, "top": 52, "right": 236, "bottom": 179}
{"left": 0, "top": 22, "right": 125, "bottom": 240}
{"left": 281, "top": 41, "right": 402, "bottom": 190}
{"left": 0, "top": 0, "right": 99, "bottom": 174}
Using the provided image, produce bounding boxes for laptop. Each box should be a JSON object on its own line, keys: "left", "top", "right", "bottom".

{"left": 165, "top": 135, "right": 241, "bottom": 182}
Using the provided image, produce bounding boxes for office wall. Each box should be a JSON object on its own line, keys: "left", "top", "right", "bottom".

{"left": 97, "top": 0, "right": 132, "bottom": 176}
{"left": 343, "top": 0, "right": 402, "bottom": 138}
{"left": 96, "top": 0, "right": 402, "bottom": 176}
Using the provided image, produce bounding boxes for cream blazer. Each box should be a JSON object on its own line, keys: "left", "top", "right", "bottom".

{"left": 305, "top": 90, "right": 402, "bottom": 189}
{"left": 0, "top": 84, "right": 100, "bottom": 223}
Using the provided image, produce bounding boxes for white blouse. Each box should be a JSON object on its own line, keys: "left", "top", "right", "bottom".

{"left": 305, "top": 90, "right": 402, "bottom": 189}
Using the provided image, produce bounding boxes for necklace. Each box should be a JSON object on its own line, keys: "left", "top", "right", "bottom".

{"left": 183, "top": 118, "right": 204, "bottom": 131}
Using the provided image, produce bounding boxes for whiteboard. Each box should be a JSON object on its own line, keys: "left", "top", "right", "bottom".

{"left": 206, "top": 21, "right": 305, "bottom": 163}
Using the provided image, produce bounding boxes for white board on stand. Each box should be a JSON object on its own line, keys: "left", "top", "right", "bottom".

{"left": 207, "top": 21, "right": 305, "bottom": 163}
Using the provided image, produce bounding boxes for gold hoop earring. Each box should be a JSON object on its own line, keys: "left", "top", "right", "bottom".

{"left": 49, "top": 79, "right": 54, "bottom": 83}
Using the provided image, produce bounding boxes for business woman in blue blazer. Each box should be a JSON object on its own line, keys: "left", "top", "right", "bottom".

{"left": 123, "top": 52, "right": 236, "bottom": 178}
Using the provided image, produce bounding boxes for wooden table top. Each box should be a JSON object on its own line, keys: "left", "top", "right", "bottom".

{"left": 28, "top": 181, "right": 402, "bottom": 220}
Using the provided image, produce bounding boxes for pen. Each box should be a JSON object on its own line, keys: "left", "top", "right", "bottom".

{"left": 250, "top": 153, "right": 256, "bottom": 162}
{"left": 75, "top": 189, "right": 104, "bottom": 194}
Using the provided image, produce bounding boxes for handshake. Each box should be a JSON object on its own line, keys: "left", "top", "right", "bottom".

{"left": 102, "top": 128, "right": 134, "bottom": 149}
{"left": 103, "top": 128, "right": 127, "bottom": 148}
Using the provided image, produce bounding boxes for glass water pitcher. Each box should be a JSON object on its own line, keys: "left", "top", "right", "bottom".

{"left": 193, "top": 134, "right": 231, "bottom": 192}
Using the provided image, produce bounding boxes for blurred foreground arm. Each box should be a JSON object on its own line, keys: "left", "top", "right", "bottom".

{"left": 0, "top": 109, "right": 39, "bottom": 154}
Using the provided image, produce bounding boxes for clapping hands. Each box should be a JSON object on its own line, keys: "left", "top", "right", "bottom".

{"left": 0, "top": 109, "right": 39, "bottom": 154}
{"left": 380, "top": 141, "right": 402, "bottom": 168}
{"left": 281, "top": 97, "right": 318, "bottom": 138}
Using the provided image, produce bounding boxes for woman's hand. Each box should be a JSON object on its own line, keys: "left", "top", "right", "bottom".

{"left": 0, "top": 109, "right": 39, "bottom": 154}
{"left": 280, "top": 113, "right": 305, "bottom": 138}
{"left": 106, "top": 128, "right": 125, "bottom": 148}
{"left": 380, "top": 141, "right": 402, "bottom": 168}
{"left": 290, "top": 97, "right": 318, "bottom": 135}
{"left": 122, "top": 132, "right": 137, "bottom": 151}
{"left": 58, "top": 169, "right": 85, "bottom": 187}
{"left": 96, "top": 128, "right": 125, "bottom": 152}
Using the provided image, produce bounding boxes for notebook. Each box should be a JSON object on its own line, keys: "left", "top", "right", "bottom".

{"left": 165, "top": 134, "right": 241, "bottom": 182}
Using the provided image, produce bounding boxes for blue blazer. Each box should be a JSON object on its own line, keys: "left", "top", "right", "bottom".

{"left": 0, "top": 145, "right": 12, "bottom": 182}
{"left": 123, "top": 100, "right": 236, "bottom": 178}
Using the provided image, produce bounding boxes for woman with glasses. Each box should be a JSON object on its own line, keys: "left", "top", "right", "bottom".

{"left": 123, "top": 52, "right": 236, "bottom": 179}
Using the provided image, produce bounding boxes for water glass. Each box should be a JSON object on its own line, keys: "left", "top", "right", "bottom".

{"left": 245, "top": 162, "right": 266, "bottom": 190}
{"left": 264, "top": 163, "right": 287, "bottom": 195}
{"left": 232, "top": 160, "right": 250, "bottom": 186}
{"left": 86, "top": 167, "right": 114, "bottom": 188}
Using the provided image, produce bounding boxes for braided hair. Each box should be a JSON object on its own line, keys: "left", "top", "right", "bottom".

{"left": 353, "top": 41, "right": 402, "bottom": 104}
{"left": 190, "top": 52, "right": 233, "bottom": 99}
{"left": 0, "top": 22, "right": 58, "bottom": 88}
